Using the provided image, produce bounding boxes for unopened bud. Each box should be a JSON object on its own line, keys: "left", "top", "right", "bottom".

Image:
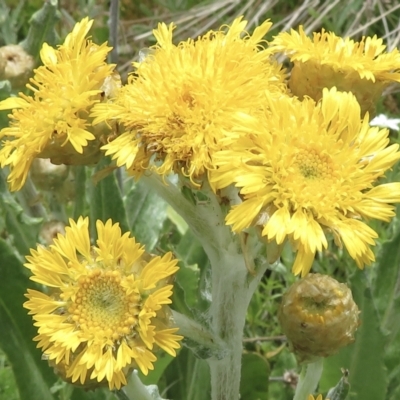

{"left": 39, "top": 220, "right": 65, "bottom": 245}
{"left": 279, "top": 273, "right": 360, "bottom": 363}
{"left": 30, "top": 159, "right": 69, "bottom": 191}
{"left": 0, "top": 45, "right": 34, "bottom": 89}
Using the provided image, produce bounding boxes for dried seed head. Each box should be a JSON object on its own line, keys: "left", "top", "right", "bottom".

{"left": 279, "top": 273, "right": 360, "bottom": 363}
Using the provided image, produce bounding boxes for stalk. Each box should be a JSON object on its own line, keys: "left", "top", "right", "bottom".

{"left": 293, "top": 358, "right": 324, "bottom": 400}
{"left": 207, "top": 249, "right": 268, "bottom": 400}
{"left": 143, "top": 173, "right": 269, "bottom": 400}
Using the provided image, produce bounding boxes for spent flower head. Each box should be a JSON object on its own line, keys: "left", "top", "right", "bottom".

{"left": 210, "top": 88, "right": 400, "bottom": 276}
{"left": 91, "top": 16, "right": 286, "bottom": 184}
{"left": 270, "top": 26, "right": 400, "bottom": 116}
{"left": 24, "top": 217, "right": 182, "bottom": 390}
{"left": 279, "top": 274, "right": 360, "bottom": 363}
{"left": 0, "top": 17, "right": 119, "bottom": 191}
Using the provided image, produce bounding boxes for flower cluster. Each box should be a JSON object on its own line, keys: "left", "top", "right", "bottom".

{"left": 1, "top": 16, "right": 399, "bottom": 279}
{"left": 24, "top": 217, "right": 182, "bottom": 389}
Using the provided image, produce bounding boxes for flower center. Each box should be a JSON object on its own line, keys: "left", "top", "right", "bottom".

{"left": 294, "top": 148, "right": 334, "bottom": 181}
{"left": 299, "top": 288, "right": 346, "bottom": 325}
{"left": 69, "top": 269, "right": 140, "bottom": 340}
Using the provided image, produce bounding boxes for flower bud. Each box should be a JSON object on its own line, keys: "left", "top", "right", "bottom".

{"left": 30, "top": 159, "right": 69, "bottom": 191}
{"left": 39, "top": 220, "right": 65, "bottom": 245}
{"left": 288, "top": 61, "right": 383, "bottom": 117}
{"left": 0, "top": 45, "right": 34, "bottom": 89}
{"left": 279, "top": 273, "right": 360, "bottom": 363}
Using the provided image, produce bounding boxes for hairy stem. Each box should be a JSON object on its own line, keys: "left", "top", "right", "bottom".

{"left": 293, "top": 358, "right": 324, "bottom": 400}
{"left": 121, "top": 370, "right": 164, "bottom": 400}
{"left": 207, "top": 249, "right": 268, "bottom": 400}
{"left": 144, "top": 173, "right": 269, "bottom": 400}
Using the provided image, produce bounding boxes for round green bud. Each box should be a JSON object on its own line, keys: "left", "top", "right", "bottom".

{"left": 279, "top": 273, "right": 360, "bottom": 363}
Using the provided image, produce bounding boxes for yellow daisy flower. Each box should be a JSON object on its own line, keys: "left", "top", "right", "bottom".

{"left": 210, "top": 88, "right": 400, "bottom": 276}
{"left": 308, "top": 395, "right": 329, "bottom": 400}
{"left": 24, "top": 217, "right": 182, "bottom": 390}
{"left": 270, "top": 26, "right": 400, "bottom": 116}
{"left": 0, "top": 17, "right": 119, "bottom": 191}
{"left": 91, "top": 16, "right": 286, "bottom": 184}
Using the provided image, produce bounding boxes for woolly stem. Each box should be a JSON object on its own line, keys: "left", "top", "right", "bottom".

{"left": 120, "top": 370, "right": 163, "bottom": 400}
{"left": 293, "top": 358, "right": 324, "bottom": 400}
{"left": 143, "top": 173, "right": 269, "bottom": 400}
{"left": 171, "top": 310, "right": 226, "bottom": 359}
{"left": 207, "top": 248, "right": 268, "bottom": 400}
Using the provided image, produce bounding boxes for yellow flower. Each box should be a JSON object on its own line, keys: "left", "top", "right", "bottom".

{"left": 91, "top": 17, "right": 286, "bottom": 184}
{"left": 24, "top": 217, "right": 182, "bottom": 390}
{"left": 308, "top": 395, "right": 329, "bottom": 400}
{"left": 0, "top": 17, "right": 118, "bottom": 191}
{"left": 270, "top": 26, "right": 400, "bottom": 115}
{"left": 210, "top": 88, "right": 400, "bottom": 276}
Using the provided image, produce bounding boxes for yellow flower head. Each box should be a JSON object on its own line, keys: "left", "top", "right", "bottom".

{"left": 308, "top": 395, "right": 329, "bottom": 400}
{"left": 91, "top": 17, "right": 286, "bottom": 184}
{"left": 210, "top": 88, "right": 400, "bottom": 276}
{"left": 24, "top": 217, "right": 182, "bottom": 390}
{"left": 270, "top": 26, "right": 400, "bottom": 115}
{"left": 0, "top": 17, "right": 118, "bottom": 191}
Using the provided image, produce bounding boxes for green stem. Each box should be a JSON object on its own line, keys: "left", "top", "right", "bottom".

{"left": 73, "top": 166, "right": 86, "bottom": 220}
{"left": 17, "top": 176, "right": 47, "bottom": 219}
{"left": 108, "top": 0, "right": 119, "bottom": 64}
{"left": 171, "top": 310, "right": 226, "bottom": 359}
{"left": 20, "top": 0, "right": 60, "bottom": 60}
{"left": 207, "top": 249, "right": 268, "bottom": 400}
{"left": 293, "top": 358, "right": 324, "bottom": 400}
{"left": 121, "top": 370, "right": 164, "bottom": 400}
{"left": 142, "top": 174, "right": 231, "bottom": 257}
{"left": 143, "top": 173, "right": 269, "bottom": 400}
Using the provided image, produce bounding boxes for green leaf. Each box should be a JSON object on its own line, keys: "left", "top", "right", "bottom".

{"left": 72, "top": 166, "right": 87, "bottom": 220}
{"left": 138, "top": 352, "right": 175, "bottom": 386}
{"left": 373, "top": 226, "right": 400, "bottom": 398}
{"left": 320, "top": 270, "right": 388, "bottom": 400}
{"left": 0, "top": 352, "right": 19, "bottom": 400}
{"left": 374, "top": 227, "right": 400, "bottom": 332}
{"left": 385, "top": 336, "right": 400, "bottom": 399}
{"left": 162, "top": 347, "right": 210, "bottom": 400}
{"left": 176, "top": 230, "right": 208, "bottom": 301}
{"left": 20, "top": 0, "right": 60, "bottom": 60}
{"left": 171, "top": 227, "right": 211, "bottom": 318}
{"left": 71, "top": 387, "right": 117, "bottom": 400}
{"left": 326, "top": 370, "right": 350, "bottom": 400}
{"left": 124, "top": 180, "right": 169, "bottom": 251}
{"left": 90, "top": 161, "right": 129, "bottom": 238}
{"left": 240, "top": 353, "right": 270, "bottom": 400}
{"left": 175, "top": 227, "right": 208, "bottom": 267}
{"left": 0, "top": 172, "right": 41, "bottom": 255}
{"left": 0, "top": 81, "right": 12, "bottom": 128}
{"left": 172, "top": 263, "right": 201, "bottom": 316}
{"left": 0, "top": 238, "right": 55, "bottom": 400}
